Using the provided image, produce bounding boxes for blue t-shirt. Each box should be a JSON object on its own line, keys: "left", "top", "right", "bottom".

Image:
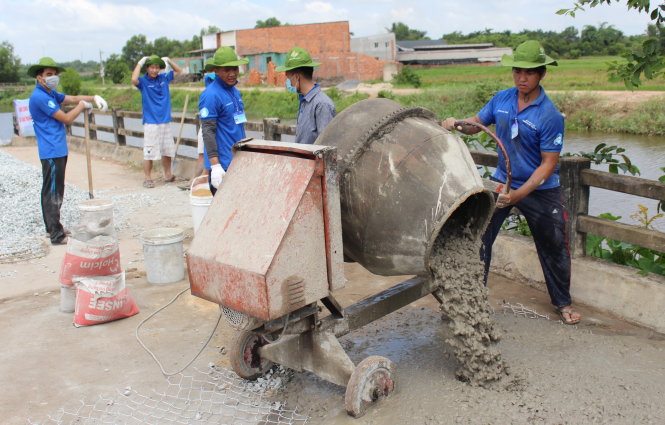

{"left": 198, "top": 78, "right": 246, "bottom": 170}
{"left": 29, "top": 84, "right": 67, "bottom": 159}
{"left": 478, "top": 86, "right": 564, "bottom": 190}
{"left": 136, "top": 70, "right": 174, "bottom": 124}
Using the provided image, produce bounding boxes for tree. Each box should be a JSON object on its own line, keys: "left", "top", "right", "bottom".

{"left": 386, "top": 22, "right": 430, "bottom": 41}
{"left": 557, "top": 0, "right": 665, "bottom": 88}
{"left": 121, "top": 34, "right": 152, "bottom": 67}
{"left": 0, "top": 41, "right": 21, "bottom": 83}
{"left": 200, "top": 25, "right": 222, "bottom": 35}
{"left": 105, "top": 54, "right": 130, "bottom": 84}
{"left": 255, "top": 17, "right": 284, "bottom": 28}
{"left": 60, "top": 68, "right": 81, "bottom": 95}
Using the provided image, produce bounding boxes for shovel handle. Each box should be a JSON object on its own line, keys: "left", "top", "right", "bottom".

{"left": 83, "top": 110, "right": 94, "bottom": 199}
{"left": 172, "top": 95, "right": 190, "bottom": 169}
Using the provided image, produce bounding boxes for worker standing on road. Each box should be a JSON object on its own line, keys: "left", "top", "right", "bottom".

{"left": 131, "top": 54, "right": 182, "bottom": 188}
{"left": 198, "top": 47, "right": 248, "bottom": 195}
{"left": 276, "top": 47, "right": 336, "bottom": 144}
{"left": 28, "top": 57, "right": 108, "bottom": 245}
{"left": 442, "top": 40, "right": 582, "bottom": 325}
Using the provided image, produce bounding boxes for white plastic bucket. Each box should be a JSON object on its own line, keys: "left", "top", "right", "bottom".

{"left": 140, "top": 227, "right": 185, "bottom": 285}
{"left": 60, "top": 284, "right": 76, "bottom": 313}
{"left": 190, "top": 175, "right": 213, "bottom": 233}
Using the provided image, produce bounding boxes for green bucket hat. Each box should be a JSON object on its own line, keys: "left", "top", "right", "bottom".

{"left": 27, "top": 57, "right": 65, "bottom": 77}
{"left": 144, "top": 54, "right": 165, "bottom": 69}
{"left": 501, "top": 40, "right": 558, "bottom": 68}
{"left": 275, "top": 47, "right": 321, "bottom": 72}
{"left": 205, "top": 47, "right": 249, "bottom": 71}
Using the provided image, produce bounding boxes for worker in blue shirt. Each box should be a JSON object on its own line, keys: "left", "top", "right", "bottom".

{"left": 443, "top": 40, "right": 581, "bottom": 325}
{"left": 276, "top": 46, "right": 336, "bottom": 144}
{"left": 28, "top": 57, "right": 108, "bottom": 245}
{"left": 131, "top": 54, "right": 182, "bottom": 188}
{"left": 198, "top": 47, "right": 248, "bottom": 195}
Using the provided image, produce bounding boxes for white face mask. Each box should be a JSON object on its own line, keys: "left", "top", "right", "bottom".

{"left": 43, "top": 75, "right": 60, "bottom": 90}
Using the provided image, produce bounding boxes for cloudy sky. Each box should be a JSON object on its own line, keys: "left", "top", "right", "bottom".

{"left": 1, "top": 0, "right": 655, "bottom": 63}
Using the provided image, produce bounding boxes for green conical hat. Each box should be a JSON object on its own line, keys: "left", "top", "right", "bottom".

{"left": 501, "top": 40, "right": 558, "bottom": 68}
{"left": 27, "top": 57, "right": 65, "bottom": 77}
{"left": 205, "top": 47, "right": 249, "bottom": 71}
{"left": 144, "top": 54, "right": 166, "bottom": 69}
{"left": 275, "top": 47, "right": 321, "bottom": 72}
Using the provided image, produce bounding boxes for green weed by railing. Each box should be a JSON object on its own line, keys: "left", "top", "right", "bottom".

{"left": 587, "top": 211, "right": 664, "bottom": 276}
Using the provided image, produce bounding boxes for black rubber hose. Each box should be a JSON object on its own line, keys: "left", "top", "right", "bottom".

{"left": 454, "top": 120, "right": 512, "bottom": 194}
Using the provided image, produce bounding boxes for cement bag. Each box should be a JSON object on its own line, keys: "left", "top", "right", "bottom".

{"left": 73, "top": 272, "right": 139, "bottom": 327}
{"left": 59, "top": 235, "right": 121, "bottom": 286}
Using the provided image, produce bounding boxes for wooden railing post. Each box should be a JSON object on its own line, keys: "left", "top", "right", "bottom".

{"left": 559, "top": 156, "right": 591, "bottom": 258}
{"left": 87, "top": 110, "right": 97, "bottom": 140}
{"left": 263, "top": 117, "right": 281, "bottom": 141}
{"left": 112, "top": 107, "right": 126, "bottom": 146}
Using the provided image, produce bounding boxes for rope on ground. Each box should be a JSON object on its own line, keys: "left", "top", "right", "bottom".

{"left": 134, "top": 286, "right": 224, "bottom": 377}
{"left": 501, "top": 302, "right": 551, "bottom": 320}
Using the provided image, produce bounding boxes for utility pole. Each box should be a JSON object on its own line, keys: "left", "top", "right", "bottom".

{"left": 99, "top": 50, "right": 105, "bottom": 86}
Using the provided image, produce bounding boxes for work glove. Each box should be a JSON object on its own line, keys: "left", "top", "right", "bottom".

{"left": 93, "top": 95, "right": 108, "bottom": 112}
{"left": 138, "top": 56, "right": 149, "bottom": 67}
{"left": 79, "top": 100, "right": 93, "bottom": 109}
{"left": 210, "top": 164, "right": 225, "bottom": 189}
{"left": 161, "top": 57, "right": 172, "bottom": 72}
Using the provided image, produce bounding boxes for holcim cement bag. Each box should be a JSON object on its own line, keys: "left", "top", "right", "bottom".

{"left": 73, "top": 272, "right": 139, "bottom": 327}
{"left": 59, "top": 235, "right": 121, "bottom": 287}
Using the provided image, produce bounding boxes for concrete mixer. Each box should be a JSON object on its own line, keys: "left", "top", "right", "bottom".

{"left": 186, "top": 98, "right": 495, "bottom": 417}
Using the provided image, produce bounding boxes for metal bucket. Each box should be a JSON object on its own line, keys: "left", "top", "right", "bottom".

{"left": 315, "top": 98, "right": 494, "bottom": 276}
{"left": 140, "top": 227, "right": 185, "bottom": 285}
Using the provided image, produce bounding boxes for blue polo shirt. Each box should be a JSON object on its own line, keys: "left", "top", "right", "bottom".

{"left": 136, "top": 70, "right": 174, "bottom": 124}
{"left": 29, "top": 84, "right": 67, "bottom": 159}
{"left": 198, "top": 78, "right": 246, "bottom": 170}
{"left": 478, "top": 86, "right": 564, "bottom": 190}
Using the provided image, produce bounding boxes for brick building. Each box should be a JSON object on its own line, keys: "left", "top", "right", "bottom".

{"left": 199, "top": 21, "right": 392, "bottom": 84}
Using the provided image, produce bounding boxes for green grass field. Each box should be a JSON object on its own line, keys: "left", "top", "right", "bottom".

{"left": 404, "top": 56, "right": 665, "bottom": 91}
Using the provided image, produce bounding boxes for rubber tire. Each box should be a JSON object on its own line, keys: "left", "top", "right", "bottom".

{"left": 229, "top": 331, "right": 273, "bottom": 380}
{"left": 344, "top": 355, "right": 397, "bottom": 417}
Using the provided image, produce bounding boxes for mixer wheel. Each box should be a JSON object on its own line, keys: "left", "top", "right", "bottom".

{"left": 344, "top": 356, "right": 396, "bottom": 417}
{"left": 229, "top": 331, "right": 273, "bottom": 380}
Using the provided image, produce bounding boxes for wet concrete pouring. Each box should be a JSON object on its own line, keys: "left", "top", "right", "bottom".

{"left": 1, "top": 145, "right": 664, "bottom": 424}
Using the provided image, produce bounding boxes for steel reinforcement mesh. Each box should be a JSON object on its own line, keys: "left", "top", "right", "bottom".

{"left": 28, "top": 366, "right": 309, "bottom": 425}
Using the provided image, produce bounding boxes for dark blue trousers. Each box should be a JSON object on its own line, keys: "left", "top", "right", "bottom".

{"left": 480, "top": 186, "right": 572, "bottom": 307}
{"left": 40, "top": 156, "right": 68, "bottom": 244}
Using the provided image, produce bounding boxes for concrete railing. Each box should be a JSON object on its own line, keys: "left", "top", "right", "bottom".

{"left": 63, "top": 108, "right": 295, "bottom": 148}
{"left": 471, "top": 150, "right": 665, "bottom": 260}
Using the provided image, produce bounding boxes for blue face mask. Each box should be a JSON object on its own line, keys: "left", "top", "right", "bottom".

{"left": 285, "top": 77, "right": 298, "bottom": 94}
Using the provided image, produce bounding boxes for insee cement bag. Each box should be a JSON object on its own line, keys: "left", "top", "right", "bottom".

{"left": 73, "top": 272, "right": 139, "bottom": 327}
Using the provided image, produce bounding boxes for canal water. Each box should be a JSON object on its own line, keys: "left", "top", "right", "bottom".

{"left": 1, "top": 112, "right": 662, "bottom": 227}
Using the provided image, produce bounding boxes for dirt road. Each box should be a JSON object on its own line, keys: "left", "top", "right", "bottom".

{"left": 1, "top": 145, "right": 664, "bottom": 424}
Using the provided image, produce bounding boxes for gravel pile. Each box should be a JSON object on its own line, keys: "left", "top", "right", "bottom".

{"left": 0, "top": 150, "right": 164, "bottom": 261}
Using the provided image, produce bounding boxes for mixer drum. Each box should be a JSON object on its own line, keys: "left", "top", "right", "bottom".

{"left": 315, "top": 98, "right": 494, "bottom": 276}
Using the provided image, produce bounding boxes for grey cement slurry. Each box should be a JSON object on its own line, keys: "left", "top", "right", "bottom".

{"left": 429, "top": 226, "right": 508, "bottom": 386}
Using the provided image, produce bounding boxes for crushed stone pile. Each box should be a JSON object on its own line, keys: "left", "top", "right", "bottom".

{"left": 0, "top": 150, "right": 165, "bottom": 262}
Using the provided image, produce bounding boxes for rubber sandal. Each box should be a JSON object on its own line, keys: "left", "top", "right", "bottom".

{"left": 143, "top": 180, "right": 155, "bottom": 188}
{"left": 164, "top": 176, "right": 176, "bottom": 183}
{"left": 556, "top": 306, "right": 581, "bottom": 325}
